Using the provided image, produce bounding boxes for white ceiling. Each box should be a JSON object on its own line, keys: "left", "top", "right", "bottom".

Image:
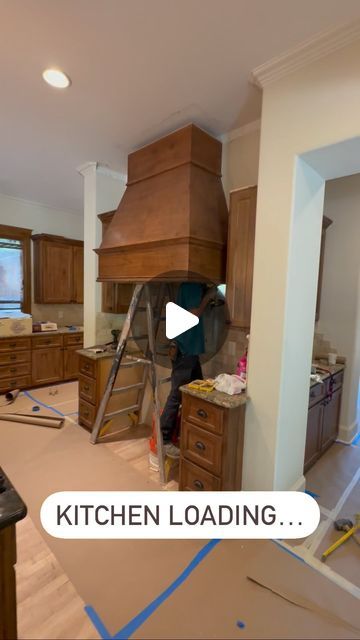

{"left": 1, "top": 0, "right": 360, "bottom": 213}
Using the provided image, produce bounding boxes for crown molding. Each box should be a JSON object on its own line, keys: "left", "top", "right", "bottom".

{"left": 251, "top": 18, "right": 360, "bottom": 88}
{"left": 220, "top": 119, "right": 261, "bottom": 144}
{"left": 77, "top": 162, "right": 126, "bottom": 182}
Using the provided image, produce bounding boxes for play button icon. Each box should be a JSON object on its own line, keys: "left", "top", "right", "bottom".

{"left": 165, "top": 302, "right": 199, "bottom": 339}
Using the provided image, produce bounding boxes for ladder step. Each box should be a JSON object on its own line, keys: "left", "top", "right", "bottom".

{"left": 127, "top": 335, "right": 148, "bottom": 341}
{"left": 160, "top": 376, "right": 171, "bottom": 384}
{"left": 126, "top": 355, "right": 152, "bottom": 365}
{"left": 104, "top": 404, "right": 139, "bottom": 420}
{"left": 112, "top": 382, "right": 144, "bottom": 394}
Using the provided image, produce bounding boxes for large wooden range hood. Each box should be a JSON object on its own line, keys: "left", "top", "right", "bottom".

{"left": 96, "top": 124, "right": 228, "bottom": 283}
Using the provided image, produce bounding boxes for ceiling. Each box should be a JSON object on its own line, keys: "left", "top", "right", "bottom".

{"left": 1, "top": 0, "right": 360, "bottom": 213}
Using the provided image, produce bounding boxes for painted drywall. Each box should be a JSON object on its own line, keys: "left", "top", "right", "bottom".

{"left": 226, "top": 127, "right": 260, "bottom": 193}
{"left": 246, "top": 37, "right": 360, "bottom": 490}
{"left": 317, "top": 174, "right": 360, "bottom": 441}
{"left": 0, "top": 192, "right": 84, "bottom": 324}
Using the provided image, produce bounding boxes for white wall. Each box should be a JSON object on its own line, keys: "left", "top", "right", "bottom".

{"left": 222, "top": 123, "right": 260, "bottom": 197}
{"left": 317, "top": 174, "right": 360, "bottom": 441}
{"left": 246, "top": 36, "right": 360, "bottom": 490}
{"left": 0, "top": 192, "right": 84, "bottom": 324}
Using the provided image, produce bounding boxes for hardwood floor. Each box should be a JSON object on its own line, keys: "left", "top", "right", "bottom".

{"left": 16, "top": 517, "right": 98, "bottom": 640}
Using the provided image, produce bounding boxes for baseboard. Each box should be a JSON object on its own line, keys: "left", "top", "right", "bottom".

{"left": 337, "top": 420, "right": 358, "bottom": 444}
{"left": 290, "top": 475, "right": 306, "bottom": 492}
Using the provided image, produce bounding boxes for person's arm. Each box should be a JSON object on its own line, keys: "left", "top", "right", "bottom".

{"left": 191, "top": 286, "right": 218, "bottom": 317}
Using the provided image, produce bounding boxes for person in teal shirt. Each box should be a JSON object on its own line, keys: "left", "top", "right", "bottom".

{"left": 160, "top": 282, "right": 215, "bottom": 458}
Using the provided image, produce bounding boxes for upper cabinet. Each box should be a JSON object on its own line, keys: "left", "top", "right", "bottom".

{"left": 98, "top": 212, "right": 134, "bottom": 313}
{"left": 32, "top": 234, "right": 84, "bottom": 304}
{"left": 226, "top": 186, "right": 257, "bottom": 329}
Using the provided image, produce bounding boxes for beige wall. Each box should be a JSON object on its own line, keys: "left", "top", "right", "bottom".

{"left": 317, "top": 174, "right": 360, "bottom": 441}
{"left": 225, "top": 127, "right": 260, "bottom": 194}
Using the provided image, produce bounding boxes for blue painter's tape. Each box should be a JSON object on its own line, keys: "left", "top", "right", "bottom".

{"left": 113, "top": 538, "right": 221, "bottom": 640}
{"left": 305, "top": 489, "right": 320, "bottom": 499}
{"left": 236, "top": 620, "right": 246, "bottom": 629}
{"left": 272, "top": 540, "right": 305, "bottom": 564}
{"left": 23, "top": 390, "right": 65, "bottom": 417}
{"left": 353, "top": 432, "right": 360, "bottom": 446}
{"left": 84, "top": 605, "right": 112, "bottom": 639}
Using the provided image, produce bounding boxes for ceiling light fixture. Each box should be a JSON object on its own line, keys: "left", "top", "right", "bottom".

{"left": 42, "top": 68, "right": 71, "bottom": 89}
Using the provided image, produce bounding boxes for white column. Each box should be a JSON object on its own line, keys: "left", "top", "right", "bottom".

{"left": 78, "top": 163, "right": 126, "bottom": 347}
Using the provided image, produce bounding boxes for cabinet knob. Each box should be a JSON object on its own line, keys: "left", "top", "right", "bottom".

{"left": 195, "top": 441, "right": 206, "bottom": 451}
{"left": 10, "top": 355, "right": 16, "bottom": 361}
{"left": 196, "top": 409, "right": 207, "bottom": 419}
{"left": 9, "top": 368, "right": 16, "bottom": 373}
{"left": 9, "top": 342, "right": 16, "bottom": 348}
{"left": 193, "top": 479, "right": 204, "bottom": 490}
{"left": 83, "top": 385, "right": 90, "bottom": 392}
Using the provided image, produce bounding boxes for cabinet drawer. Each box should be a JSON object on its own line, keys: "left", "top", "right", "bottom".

{"left": 181, "top": 420, "right": 222, "bottom": 475}
{"left": 79, "top": 356, "right": 96, "bottom": 379}
{"left": 0, "top": 363, "right": 30, "bottom": 380}
{"left": 309, "top": 382, "right": 326, "bottom": 408}
{"left": 0, "top": 350, "right": 31, "bottom": 365}
{"left": 32, "top": 334, "right": 63, "bottom": 349}
{"left": 182, "top": 395, "right": 223, "bottom": 435}
{"left": 179, "top": 458, "right": 221, "bottom": 491}
{"left": 0, "top": 337, "right": 31, "bottom": 352}
{"left": 79, "top": 399, "right": 95, "bottom": 429}
{"left": 63, "top": 333, "right": 83, "bottom": 347}
{"left": 0, "top": 375, "right": 31, "bottom": 392}
{"left": 327, "top": 370, "right": 344, "bottom": 393}
{"left": 79, "top": 375, "right": 96, "bottom": 404}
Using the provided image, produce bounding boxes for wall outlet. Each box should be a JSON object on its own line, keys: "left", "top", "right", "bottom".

{"left": 58, "top": 311, "right": 64, "bottom": 319}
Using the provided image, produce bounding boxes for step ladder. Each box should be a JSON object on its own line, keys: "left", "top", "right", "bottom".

{"left": 89, "top": 283, "right": 172, "bottom": 483}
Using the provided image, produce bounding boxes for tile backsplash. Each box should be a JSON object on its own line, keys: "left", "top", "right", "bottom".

{"left": 202, "top": 327, "right": 248, "bottom": 378}
{"left": 31, "top": 303, "right": 84, "bottom": 326}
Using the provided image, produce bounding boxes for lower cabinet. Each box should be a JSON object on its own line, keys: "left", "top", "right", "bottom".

{"left": 63, "top": 346, "right": 81, "bottom": 379}
{"left": 304, "top": 371, "right": 343, "bottom": 472}
{"left": 32, "top": 347, "right": 63, "bottom": 385}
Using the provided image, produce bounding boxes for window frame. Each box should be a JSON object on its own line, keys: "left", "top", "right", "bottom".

{"left": 0, "top": 224, "right": 32, "bottom": 314}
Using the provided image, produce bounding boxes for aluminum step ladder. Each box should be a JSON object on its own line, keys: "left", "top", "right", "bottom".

{"left": 89, "top": 283, "right": 171, "bottom": 483}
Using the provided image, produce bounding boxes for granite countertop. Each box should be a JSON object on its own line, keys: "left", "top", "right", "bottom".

{"left": 310, "top": 361, "right": 345, "bottom": 387}
{"left": 0, "top": 467, "right": 27, "bottom": 531}
{"left": 180, "top": 384, "right": 247, "bottom": 409}
{"left": 77, "top": 346, "right": 142, "bottom": 362}
{"left": 32, "top": 325, "right": 83, "bottom": 335}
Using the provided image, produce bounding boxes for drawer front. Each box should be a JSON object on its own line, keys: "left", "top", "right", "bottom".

{"left": 0, "top": 375, "right": 31, "bottom": 392}
{"left": 0, "top": 337, "right": 31, "bottom": 352}
{"left": 182, "top": 395, "right": 223, "bottom": 435}
{"left": 179, "top": 458, "right": 221, "bottom": 491}
{"left": 0, "top": 350, "right": 31, "bottom": 365}
{"left": 64, "top": 333, "right": 84, "bottom": 347}
{"left": 309, "top": 382, "right": 326, "bottom": 408}
{"left": 182, "top": 420, "right": 222, "bottom": 475}
{"left": 79, "top": 375, "right": 96, "bottom": 404}
{"left": 32, "top": 334, "right": 63, "bottom": 349}
{"left": 79, "top": 356, "right": 96, "bottom": 379}
{"left": 0, "top": 363, "right": 31, "bottom": 380}
{"left": 79, "top": 399, "right": 96, "bottom": 429}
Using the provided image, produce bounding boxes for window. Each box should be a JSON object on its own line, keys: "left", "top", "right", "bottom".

{"left": 0, "top": 224, "right": 32, "bottom": 314}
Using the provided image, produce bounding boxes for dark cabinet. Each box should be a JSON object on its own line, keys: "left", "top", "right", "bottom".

{"left": 98, "top": 211, "right": 134, "bottom": 313}
{"left": 304, "top": 371, "right": 343, "bottom": 472}
{"left": 32, "top": 234, "right": 84, "bottom": 304}
{"left": 226, "top": 186, "right": 257, "bottom": 329}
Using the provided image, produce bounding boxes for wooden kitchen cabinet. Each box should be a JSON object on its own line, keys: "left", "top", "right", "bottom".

{"left": 226, "top": 186, "right": 257, "bottom": 329}
{"left": 32, "top": 347, "right": 63, "bottom": 385}
{"left": 304, "top": 370, "right": 343, "bottom": 472}
{"left": 98, "top": 211, "right": 134, "bottom": 313}
{"left": 32, "top": 234, "right": 84, "bottom": 304}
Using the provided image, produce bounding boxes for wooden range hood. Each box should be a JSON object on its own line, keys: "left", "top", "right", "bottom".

{"left": 96, "top": 124, "right": 228, "bottom": 283}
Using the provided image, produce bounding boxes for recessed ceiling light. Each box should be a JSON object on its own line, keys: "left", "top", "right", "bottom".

{"left": 42, "top": 68, "right": 71, "bottom": 89}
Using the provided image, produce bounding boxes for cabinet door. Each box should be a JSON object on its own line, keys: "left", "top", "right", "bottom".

{"left": 226, "top": 186, "right": 257, "bottom": 328}
{"left": 304, "top": 401, "right": 323, "bottom": 472}
{"left": 321, "top": 387, "right": 342, "bottom": 452}
{"left": 32, "top": 348, "right": 63, "bottom": 385}
{"left": 63, "top": 346, "right": 80, "bottom": 380}
{"left": 72, "top": 246, "right": 84, "bottom": 303}
{"left": 42, "top": 242, "right": 73, "bottom": 303}
{"left": 102, "top": 282, "right": 118, "bottom": 313}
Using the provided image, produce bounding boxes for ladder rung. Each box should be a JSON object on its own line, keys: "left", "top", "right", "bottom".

{"left": 127, "top": 335, "right": 148, "bottom": 341}
{"left": 112, "top": 382, "right": 144, "bottom": 394}
{"left": 160, "top": 376, "right": 171, "bottom": 384}
{"left": 104, "top": 404, "right": 139, "bottom": 420}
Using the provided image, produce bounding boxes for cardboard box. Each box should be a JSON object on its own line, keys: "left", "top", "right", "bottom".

{"left": 0, "top": 313, "right": 33, "bottom": 337}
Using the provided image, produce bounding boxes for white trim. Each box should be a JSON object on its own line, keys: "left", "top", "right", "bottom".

{"left": 290, "top": 474, "right": 306, "bottom": 492}
{"left": 251, "top": 19, "right": 360, "bottom": 88}
{"left": 77, "top": 162, "right": 126, "bottom": 183}
{"left": 337, "top": 420, "right": 358, "bottom": 444}
{"left": 220, "top": 119, "right": 261, "bottom": 143}
{"left": 77, "top": 161, "right": 98, "bottom": 176}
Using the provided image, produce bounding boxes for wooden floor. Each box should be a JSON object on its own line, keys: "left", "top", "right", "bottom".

{"left": 12, "top": 383, "right": 177, "bottom": 639}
